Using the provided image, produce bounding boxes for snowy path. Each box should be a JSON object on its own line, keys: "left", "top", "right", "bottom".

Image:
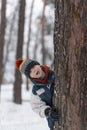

{"left": 0, "top": 85, "right": 49, "bottom": 130}
{"left": 0, "top": 123, "right": 47, "bottom": 130}
{"left": 0, "top": 124, "right": 45, "bottom": 130}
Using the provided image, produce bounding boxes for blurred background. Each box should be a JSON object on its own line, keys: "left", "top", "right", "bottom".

{"left": 0, "top": 0, "right": 54, "bottom": 84}
{"left": 0, "top": 0, "right": 54, "bottom": 130}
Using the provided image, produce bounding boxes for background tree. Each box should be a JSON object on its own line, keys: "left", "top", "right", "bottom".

{"left": 26, "top": 0, "right": 35, "bottom": 90}
{"left": 0, "top": 0, "right": 6, "bottom": 95}
{"left": 13, "top": 0, "right": 25, "bottom": 104}
{"left": 54, "top": 0, "right": 87, "bottom": 130}
{"left": 4, "top": 6, "right": 18, "bottom": 66}
{"left": 41, "top": 0, "right": 47, "bottom": 64}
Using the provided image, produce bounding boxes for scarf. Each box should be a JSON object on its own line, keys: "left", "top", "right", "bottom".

{"left": 31, "top": 65, "right": 50, "bottom": 84}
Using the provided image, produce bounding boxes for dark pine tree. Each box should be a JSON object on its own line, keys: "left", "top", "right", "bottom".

{"left": 53, "top": 0, "right": 87, "bottom": 130}
{"left": 13, "top": 0, "right": 25, "bottom": 104}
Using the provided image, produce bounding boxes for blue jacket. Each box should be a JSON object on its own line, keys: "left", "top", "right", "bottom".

{"left": 30, "top": 70, "right": 54, "bottom": 117}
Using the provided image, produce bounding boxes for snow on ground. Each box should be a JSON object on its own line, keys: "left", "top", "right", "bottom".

{"left": 0, "top": 84, "right": 49, "bottom": 130}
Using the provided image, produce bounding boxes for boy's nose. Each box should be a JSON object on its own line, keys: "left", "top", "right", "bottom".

{"left": 33, "top": 69, "right": 36, "bottom": 73}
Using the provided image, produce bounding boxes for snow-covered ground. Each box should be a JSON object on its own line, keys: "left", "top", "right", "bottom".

{"left": 0, "top": 84, "right": 49, "bottom": 130}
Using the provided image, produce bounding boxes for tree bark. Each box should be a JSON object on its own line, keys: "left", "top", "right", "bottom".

{"left": 13, "top": 0, "right": 25, "bottom": 104}
{"left": 54, "top": 0, "right": 87, "bottom": 130}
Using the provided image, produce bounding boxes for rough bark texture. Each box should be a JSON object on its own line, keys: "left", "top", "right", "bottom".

{"left": 54, "top": 0, "right": 87, "bottom": 130}
{"left": 13, "top": 0, "right": 25, "bottom": 104}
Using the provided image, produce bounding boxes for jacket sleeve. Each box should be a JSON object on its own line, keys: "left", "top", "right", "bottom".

{"left": 30, "top": 92, "right": 51, "bottom": 118}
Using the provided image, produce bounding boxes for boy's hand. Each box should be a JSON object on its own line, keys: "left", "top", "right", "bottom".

{"left": 45, "top": 107, "right": 59, "bottom": 121}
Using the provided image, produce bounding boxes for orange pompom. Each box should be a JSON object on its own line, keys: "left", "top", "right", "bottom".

{"left": 16, "top": 59, "right": 23, "bottom": 69}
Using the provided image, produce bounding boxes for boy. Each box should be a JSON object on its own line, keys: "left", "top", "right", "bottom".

{"left": 16, "top": 59, "right": 59, "bottom": 130}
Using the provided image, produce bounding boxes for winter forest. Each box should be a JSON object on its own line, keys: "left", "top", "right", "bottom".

{"left": 0, "top": 0, "right": 87, "bottom": 130}
{"left": 0, "top": 0, "right": 54, "bottom": 130}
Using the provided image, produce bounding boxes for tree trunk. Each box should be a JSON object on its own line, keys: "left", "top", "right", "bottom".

{"left": 26, "top": 0, "right": 35, "bottom": 91}
{"left": 54, "top": 0, "right": 87, "bottom": 130}
{"left": 4, "top": 6, "right": 18, "bottom": 65}
{"left": 13, "top": 0, "right": 25, "bottom": 104}
{"left": 41, "top": 0, "right": 47, "bottom": 64}
{"left": 0, "top": 0, "right": 6, "bottom": 93}
{"left": 33, "top": 25, "right": 40, "bottom": 59}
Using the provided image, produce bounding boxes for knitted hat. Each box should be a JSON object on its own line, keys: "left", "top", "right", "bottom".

{"left": 16, "top": 59, "right": 40, "bottom": 78}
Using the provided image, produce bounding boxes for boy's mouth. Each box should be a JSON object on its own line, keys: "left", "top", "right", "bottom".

{"left": 36, "top": 71, "right": 39, "bottom": 75}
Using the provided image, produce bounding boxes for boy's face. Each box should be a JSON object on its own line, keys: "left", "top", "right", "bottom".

{"left": 30, "top": 65, "right": 44, "bottom": 79}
